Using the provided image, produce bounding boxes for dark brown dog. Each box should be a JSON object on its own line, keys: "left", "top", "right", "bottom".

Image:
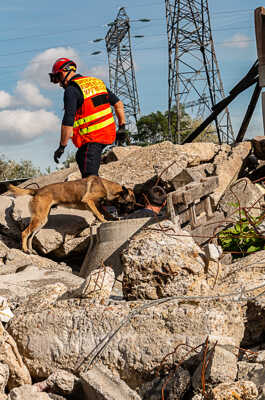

{"left": 9, "top": 175, "right": 135, "bottom": 253}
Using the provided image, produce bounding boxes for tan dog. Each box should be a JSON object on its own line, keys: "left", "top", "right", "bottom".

{"left": 9, "top": 176, "right": 135, "bottom": 254}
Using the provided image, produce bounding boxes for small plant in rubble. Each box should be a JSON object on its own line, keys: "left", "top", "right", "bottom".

{"left": 218, "top": 203, "right": 265, "bottom": 259}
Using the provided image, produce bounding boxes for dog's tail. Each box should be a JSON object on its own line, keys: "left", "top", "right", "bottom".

{"left": 8, "top": 184, "right": 38, "bottom": 197}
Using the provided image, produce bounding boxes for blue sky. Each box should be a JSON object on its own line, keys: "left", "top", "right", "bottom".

{"left": 0, "top": 0, "right": 262, "bottom": 173}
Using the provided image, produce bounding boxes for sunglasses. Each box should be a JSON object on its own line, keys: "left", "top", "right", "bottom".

{"left": 49, "top": 73, "right": 61, "bottom": 84}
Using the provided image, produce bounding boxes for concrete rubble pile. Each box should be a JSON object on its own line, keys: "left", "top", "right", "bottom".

{"left": 1, "top": 140, "right": 265, "bottom": 398}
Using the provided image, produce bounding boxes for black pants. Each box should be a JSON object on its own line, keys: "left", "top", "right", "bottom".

{"left": 75, "top": 142, "right": 106, "bottom": 178}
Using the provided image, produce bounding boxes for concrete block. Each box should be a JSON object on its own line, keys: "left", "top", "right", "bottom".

{"left": 80, "top": 365, "right": 141, "bottom": 400}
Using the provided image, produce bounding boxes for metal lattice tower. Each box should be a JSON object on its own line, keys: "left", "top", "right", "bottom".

{"left": 105, "top": 7, "right": 140, "bottom": 127}
{"left": 165, "top": 0, "right": 234, "bottom": 144}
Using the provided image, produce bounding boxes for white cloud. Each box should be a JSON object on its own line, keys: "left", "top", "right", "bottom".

{"left": 0, "top": 109, "right": 60, "bottom": 145}
{"left": 88, "top": 65, "right": 109, "bottom": 80}
{"left": 0, "top": 91, "right": 12, "bottom": 109}
{"left": 0, "top": 47, "right": 113, "bottom": 148}
{"left": 23, "top": 47, "right": 82, "bottom": 89}
{"left": 14, "top": 81, "right": 51, "bottom": 108}
{"left": 0, "top": 82, "right": 51, "bottom": 110}
{"left": 222, "top": 33, "right": 250, "bottom": 49}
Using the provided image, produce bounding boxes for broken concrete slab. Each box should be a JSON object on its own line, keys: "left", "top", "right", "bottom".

{"left": 122, "top": 220, "right": 207, "bottom": 300}
{"left": 7, "top": 297, "right": 244, "bottom": 386}
{"left": 218, "top": 177, "right": 264, "bottom": 219}
{"left": 7, "top": 384, "right": 50, "bottom": 400}
{"left": 0, "top": 265, "right": 83, "bottom": 300}
{"left": 80, "top": 365, "right": 141, "bottom": 400}
{"left": 102, "top": 145, "right": 141, "bottom": 164}
{"left": 211, "top": 141, "right": 252, "bottom": 206}
{"left": 100, "top": 141, "right": 189, "bottom": 188}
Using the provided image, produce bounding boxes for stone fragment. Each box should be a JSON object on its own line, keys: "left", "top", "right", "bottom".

{"left": 139, "top": 367, "right": 190, "bottom": 400}
{"left": 218, "top": 177, "right": 264, "bottom": 219}
{"left": 181, "top": 142, "right": 218, "bottom": 166}
{"left": 0, "top": 322, "right": 31, "bottom": 390}
{"left": 7, "top": 384, "right": 50, "bottom": 400}
{"left": 122, "top": 220, "right": 207, "bottom": 300}
{"left": 102, "top": 146, "right": 140, "bottom": 164}
{"left": 0, "top": 363, "right": 9, "bottom": 393}
{"left": 80, "top": 365, "right": 141, "bottom": 400}
{"left": 192, "top": 345, "right": 238, "bottom": 389}
{"left": 237, "top": 361, "right": 265, "bottom": 387}
{"left": 46, "top": 369, "right": 79, "bottom": 396}
{"left": 0, "top": 297, "right": 13, "bottom": 322}
{"left": 191, "top": 395, "right": 203, "bottom": 400}
{"left": 255, "top": 350, "right": 265, "bottom": 364}
{"left": 210, "top": 380, "right": 258, "bottom": 400}
{"left": 73, "top": 266, "right": 115, "bottom": 303}
{"left": 211, "top": 141, "right": 252, "bottom": 206}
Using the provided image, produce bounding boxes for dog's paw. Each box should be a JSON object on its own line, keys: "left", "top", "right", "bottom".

{"left": 30, "top": 249, "right": 38, "bottom": 255}
{"left": 22, "top": 249, "right": 31, "bottom": 255}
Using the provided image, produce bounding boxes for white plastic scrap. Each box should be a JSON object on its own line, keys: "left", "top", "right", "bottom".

{"left": 0, "top": 296, "right": 14, "bottom": 322}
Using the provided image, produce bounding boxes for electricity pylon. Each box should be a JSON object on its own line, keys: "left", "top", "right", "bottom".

{"left": 165, "top": 0, "right": 234, "bottom": 144}
{"left": 105, "top": 7, "right": 140, "bottom": 128}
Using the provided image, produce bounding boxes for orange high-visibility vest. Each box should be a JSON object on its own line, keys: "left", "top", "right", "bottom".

{"left": 71, "top": 76, "right": 116, "bottom": 148}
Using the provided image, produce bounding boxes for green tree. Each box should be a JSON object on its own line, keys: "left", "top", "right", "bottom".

{"left": 0, "top": 155, "right": 41, "bottom": 180}
{"left": 134, "top": 110, "right": 169, "bottom": 146}
{"left": 134, "top": 105, "right": 218, "bottom": 146}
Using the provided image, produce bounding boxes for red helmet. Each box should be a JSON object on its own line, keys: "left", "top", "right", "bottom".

{"left": 52, "top": 58, "right": 77, "bottom": 74}
{"left": 49, "top": 58, "right": 77, "bottom": 83}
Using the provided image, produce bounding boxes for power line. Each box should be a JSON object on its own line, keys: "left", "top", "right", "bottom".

{"left": 0, "top": 35, "right": 255, "bottom": 75}
{"left": 0, "top": 23, "right": 254, "bottom": 59}
{"left": 0, "top": 7, "right": 253, "bottom": 43}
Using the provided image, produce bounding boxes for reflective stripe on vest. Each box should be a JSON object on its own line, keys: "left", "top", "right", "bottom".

{"left": 77, "top": 116, "right": 115, "bottom": 135}
{"left": 71, "top": 76, "right": 116, "bottom": 147}
{"left": 73, "top": 106, "right": 113, "bottom": 128}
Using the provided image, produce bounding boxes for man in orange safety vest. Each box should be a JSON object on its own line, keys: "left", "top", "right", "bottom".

{"left": 49, "top": 57, "right": 127, "bottom": 177}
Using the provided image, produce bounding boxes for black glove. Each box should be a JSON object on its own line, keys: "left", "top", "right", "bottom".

{"left": 116, "top": 124, "right": 129, "bottom": 145}
{"left": 54, "top": 144, "right": 66, "bottom": 163}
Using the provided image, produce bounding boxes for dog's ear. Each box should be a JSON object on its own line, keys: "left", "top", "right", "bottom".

{"left": 118, "top": 186, "right": 129, "bottom": 200}
{"left": 122, "top": 185, "right": 129, "bottom": 194}
{"left": 121, "top": 187, "right": 136, "bottom": 203}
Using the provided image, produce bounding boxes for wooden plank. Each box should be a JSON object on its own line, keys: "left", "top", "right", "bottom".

{"left": 255, "top": 7, "right": 265, "bottom": 87}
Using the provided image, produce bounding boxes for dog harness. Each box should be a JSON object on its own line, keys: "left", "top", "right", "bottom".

{"left": 71, "top": 76, "right": 116, "bottom": 148}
